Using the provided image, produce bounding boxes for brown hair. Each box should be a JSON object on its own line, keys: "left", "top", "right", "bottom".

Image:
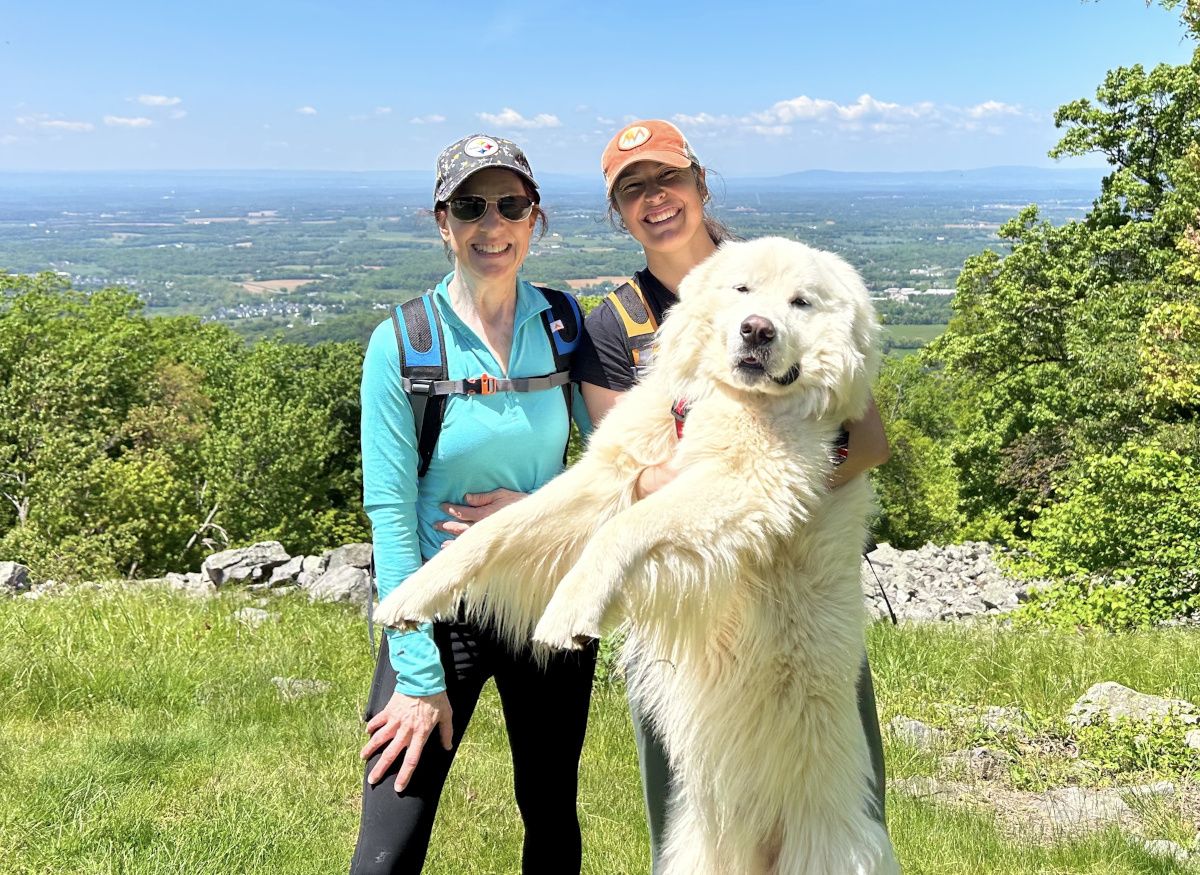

{"left": 433, "top": 174, "right": 548, "bottom": 262}
{"left": 606, "top": 160, "right": 737, "bottom": 246}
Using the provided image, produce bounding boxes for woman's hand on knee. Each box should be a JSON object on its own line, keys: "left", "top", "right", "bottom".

{"left": 361, "top": 690, "right": 454, "bottom": 792}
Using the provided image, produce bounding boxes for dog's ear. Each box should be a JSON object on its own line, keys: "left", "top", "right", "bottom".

{"left": 818, "top": 250, "right": 880, "bottom": 421}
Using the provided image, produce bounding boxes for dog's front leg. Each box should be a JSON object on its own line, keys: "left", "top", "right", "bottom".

{"left": 375, "top": 457, "right": 627, "bottom": 641}
{"left": 532, "top": 463, "right": 808, "bottom": 649}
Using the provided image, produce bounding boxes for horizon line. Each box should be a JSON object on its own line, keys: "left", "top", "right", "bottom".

{"left": 0, "top": 162, "right": 1112, "bottom": 178}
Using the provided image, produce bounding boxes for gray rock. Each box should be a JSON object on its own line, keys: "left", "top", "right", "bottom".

{"left": 301, "top": 554, "right": 327, "bottom": 574}
{"left": 1185, "top": 729, "right": 1200, "bottom": 750}
{"left": 864, "top": 542, "right": 901, "bottom": 568}
{"left": 1030, "top": 787, "right": 1132, "bottom": 830}
{"left": 268, "top": 555, "right": 304, "bottom": 586}
{"left": 887, "top": 716, "right": 948, "bottom": 751}
{"left": 0, "top": 561, "right": 31, "bottom": 594}
{"left": 1138, "top": 839, "right": 1188, "bottom": 864}
{"left": 231, "top": 607, "right": 273, "bottom": 628}
{"left": 201, "top": 541, "right": 290, "bottom": 587}
{"left": 326, "top": 543, "right": 373, "bottom": 572}
{"left": 1067, "top": 681, "right": 1198, "bottom": 728}
{"left": 307, "top": 565, "right": 372, "bottom": 607}
{"left": 1123, "top": 781, "right": 1176, "bottom": 800}
{"left": 23, "top": 579, "right": 66, "bottom": 600}
{"left": 269, "top": 676, "right": 331, "bottom": 701}
{"left": 167, "top": 571, "right": 215, "bottom": 598}
{"left": 978, "top": 705, "right": 1028, "bottom": 736}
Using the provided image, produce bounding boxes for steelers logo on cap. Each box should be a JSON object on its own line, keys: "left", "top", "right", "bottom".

{"left": 465, "top": 137, "right": 499, "bottom": 158}
{"left": 617, "top": 126, "right": 651, "bottom": 151}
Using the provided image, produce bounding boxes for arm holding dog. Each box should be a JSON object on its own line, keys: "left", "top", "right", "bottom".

{"left": 375, "top": 378, "right": 679, "bottom": 643}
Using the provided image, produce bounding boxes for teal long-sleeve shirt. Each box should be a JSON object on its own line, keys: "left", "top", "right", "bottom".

{"left": 360, "top": 272, "right": 590, "bottom": 697}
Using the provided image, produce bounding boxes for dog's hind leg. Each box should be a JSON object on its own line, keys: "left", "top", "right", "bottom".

{"left": 775, "top": 788, "right": 898, "bottom": 875}
{"left": 659, "top": 795, "right": 724, "bottom": 875}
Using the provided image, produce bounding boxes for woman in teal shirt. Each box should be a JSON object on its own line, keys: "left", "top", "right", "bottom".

{"left": 349, "top": 134, "right": 597, "bottom": 875}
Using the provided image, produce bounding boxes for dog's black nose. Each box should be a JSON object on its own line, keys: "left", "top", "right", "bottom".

{"left": 740, "top": 315, "right": 776, "bottom": 346}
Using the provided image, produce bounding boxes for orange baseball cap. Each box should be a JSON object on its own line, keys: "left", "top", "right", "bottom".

{"left": 601, "top": 120, "right": 699, "bottom": 196}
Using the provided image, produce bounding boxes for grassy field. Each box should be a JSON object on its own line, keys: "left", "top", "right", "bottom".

{"left": 1, "top": 586, "right": 1197, "bottom": 874}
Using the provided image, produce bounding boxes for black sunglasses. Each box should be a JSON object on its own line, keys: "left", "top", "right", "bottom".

{"left": 448, "top": 194, "right": 534, "bottom": 223}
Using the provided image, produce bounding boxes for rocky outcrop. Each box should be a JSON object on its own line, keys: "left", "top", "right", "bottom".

{"left": 889, "top": 683, "right": 1200, "bottom": 852}
{"left": 201, "top": 541, "right": 290, "bottom": 586}
{"left": 861, "top": 541, "right": 1034, "bottom": 623}
{"left": 306, "top": 564, "right": 372, "bottom": 608}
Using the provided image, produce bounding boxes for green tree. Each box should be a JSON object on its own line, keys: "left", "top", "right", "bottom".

{"left": 0, "top": 273, "right": 368, "bottom": 581}
{"left": 902, "top": 4, "right": 1200, "bottom": 624}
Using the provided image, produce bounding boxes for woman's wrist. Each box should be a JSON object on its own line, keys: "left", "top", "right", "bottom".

{"left": 634, "top": 465, "right": 651, "bottom": 500}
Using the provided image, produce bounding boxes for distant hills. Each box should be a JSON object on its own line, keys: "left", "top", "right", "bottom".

{"left": 0, "top": 165, "right": 1105, "bottom": 197}
{"left": 747, "top": 165, "right": 1104, "bottom": 192}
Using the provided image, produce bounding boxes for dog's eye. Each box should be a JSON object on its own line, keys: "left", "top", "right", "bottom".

{"left": 734, "top": 284, "right": 751, "bottom": 294}
{"left": 791, "top": 297, "right": 811, "bottom": 309}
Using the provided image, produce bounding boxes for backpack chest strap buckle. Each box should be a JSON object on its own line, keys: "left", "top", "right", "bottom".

{"left": 462, "top": 374, "right": 497, "bottom": 395}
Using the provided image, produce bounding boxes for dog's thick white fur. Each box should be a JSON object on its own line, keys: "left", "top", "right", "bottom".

{"left": 376, "top": 237, "right": 899, "bottom": 875}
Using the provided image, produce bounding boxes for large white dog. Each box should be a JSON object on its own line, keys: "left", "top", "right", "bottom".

{"left": 376, "top": 237, "right": 899, "bottom": 875}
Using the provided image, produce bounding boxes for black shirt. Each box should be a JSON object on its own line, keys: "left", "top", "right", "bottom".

{"left": 571, "top": 267, "right": 676, "bottom": 392}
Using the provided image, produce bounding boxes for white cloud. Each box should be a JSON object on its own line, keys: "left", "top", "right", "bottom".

{"left": 0, "top": 134, "right": 17, "bottom": 145}
{"left": 749, "top": 124, "right": 791, "bottom": 137}
{"left": 673, "top": 111, "right": 737, "bottom": 127}
{"left": 967, "top": 100, "right": 1023, "bottom": 119}
{"left": 137, "top": 94, "right": 182, "bottom": 107}
{"left": 476, "top": 107, "right": 560, "bottom": 129}
{"left": 375, "top": 106, "right": 392, "bottom": 115}
{"left": 410, "top": 113, "right": 447, "bottom": 125}
{"left": 596, "top": 116, "right": 616, "bottom": 126}
{"left": 296, "top": 106, "right": 318, "bottom": 115}
{"left": 104, "top": 115, "right": 153, "bottom": 128}
{"left": 748, "top": 94, "right": 937, "bottom": 126}
{"left": 674, "top": 93, "right": 1033, "bottom": 140}
{"left": 169, "top": 109, "right": 187, "bottom": 120}
{"left": 17, "top": 115, "right": 94, "bottom": 132}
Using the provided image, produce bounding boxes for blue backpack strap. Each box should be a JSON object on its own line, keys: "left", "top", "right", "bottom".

{"left": 534, "top": 285, "right": 582, "bottom": 466}
{"left": 391, "top": 293, "right": 448, "bottom": 478}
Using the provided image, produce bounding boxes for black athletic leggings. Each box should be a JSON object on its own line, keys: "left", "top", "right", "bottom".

{"left": 348, "top": 620, "right": 598, "bottom": 875}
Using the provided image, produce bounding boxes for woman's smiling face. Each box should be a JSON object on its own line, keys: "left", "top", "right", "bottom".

{"left": 612, "top": 160, "right": 708, "bottom": 255}
{"left": 436, "top": 167, "right": 537, "bottom": 284}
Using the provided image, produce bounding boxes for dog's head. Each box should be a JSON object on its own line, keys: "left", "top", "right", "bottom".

{"left": 654, "top": 237, "right": 880, "bottom": 422}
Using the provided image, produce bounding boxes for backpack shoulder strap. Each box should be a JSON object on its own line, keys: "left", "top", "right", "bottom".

{"left": 604, "top": 277, "right": 659, "bottom": 375}
{"left": 534, "top": 285, "right": 582, "bottom": 466}
{"left": 390, "top": 293, "right": 448, "bottom": 478}
{"left": 534, "top": 285, "right": 582, "bottom": 366}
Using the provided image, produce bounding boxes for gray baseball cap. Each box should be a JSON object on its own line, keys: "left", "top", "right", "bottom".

{"left": 433, "top": 134, "right": 540, "bottom": 205}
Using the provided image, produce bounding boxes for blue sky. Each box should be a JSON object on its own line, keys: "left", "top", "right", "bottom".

{"left": 1, "top": 1, "right": 1194, "bottom": 175}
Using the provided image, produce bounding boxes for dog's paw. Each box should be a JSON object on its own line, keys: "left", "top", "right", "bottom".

{"left": 372, "top": 591, "right": 424, "bottom": 631}
{"left": 532, "top": 597, "right": 600, "bottom": 651}
{"left": 374, "top": 583, "right": 456, "bottom": 632}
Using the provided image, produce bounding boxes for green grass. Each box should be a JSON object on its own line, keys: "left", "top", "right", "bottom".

{"left": 1, "top": 588, "right": 1196, "bottom": 874}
